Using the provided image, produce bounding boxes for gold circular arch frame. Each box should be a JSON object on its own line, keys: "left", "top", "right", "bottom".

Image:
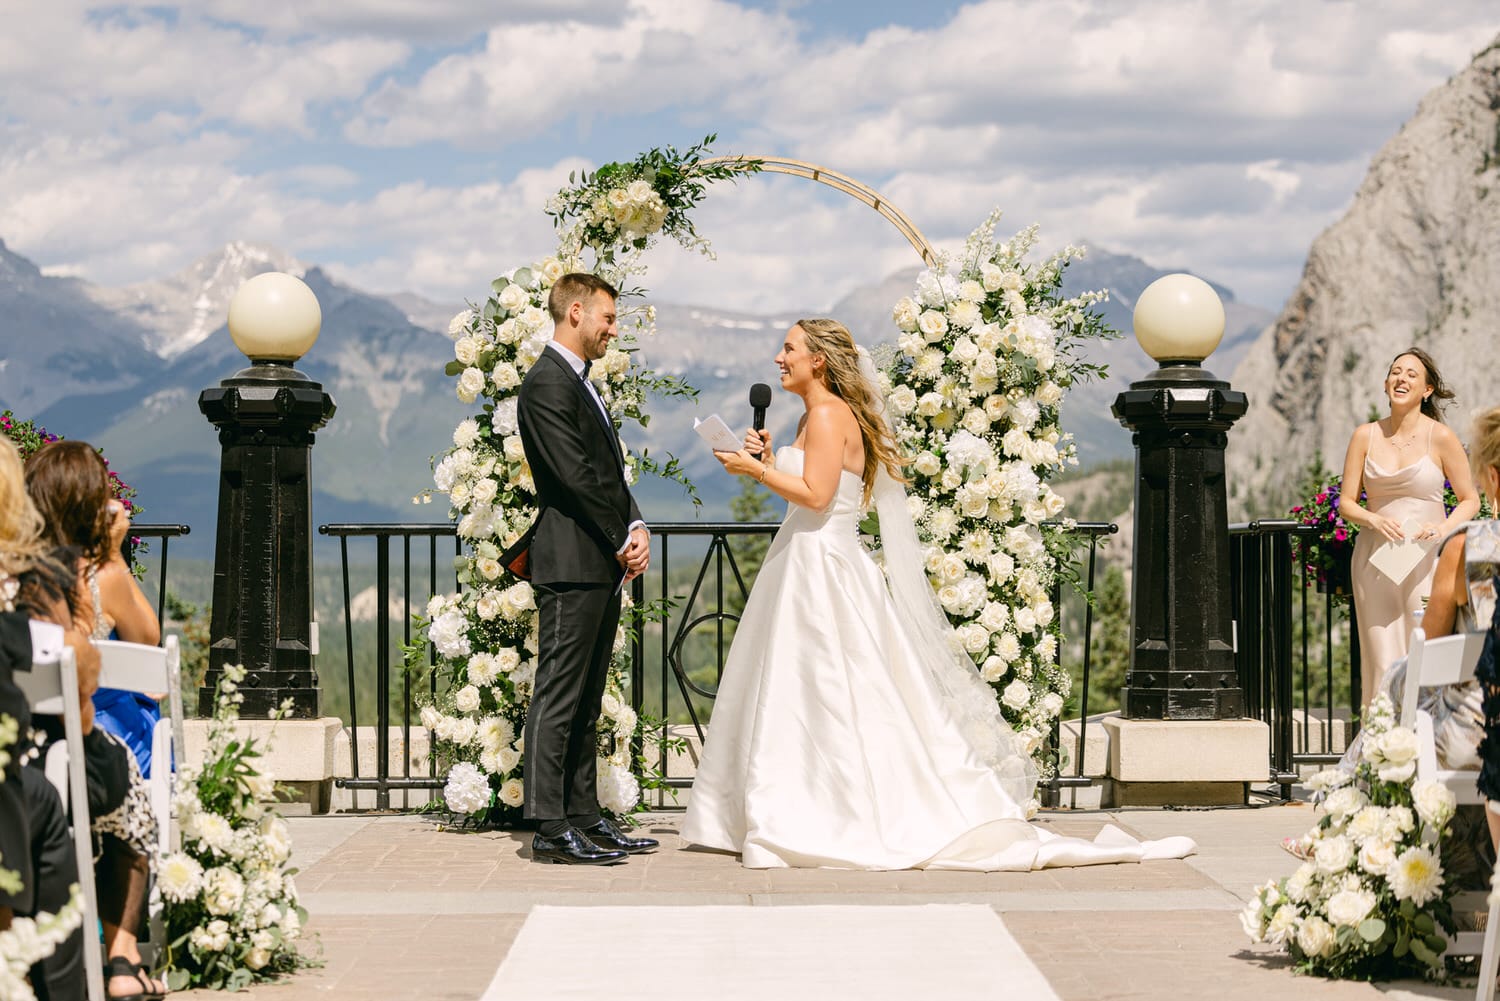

{"left": 697, "top": 156, "right": 938, "bottom": 267}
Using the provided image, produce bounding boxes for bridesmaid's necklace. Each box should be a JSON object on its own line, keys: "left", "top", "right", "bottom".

{"left": 1385, "top": 418, "right": 1421, "bottom": 451}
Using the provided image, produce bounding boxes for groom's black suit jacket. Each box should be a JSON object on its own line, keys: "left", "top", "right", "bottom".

{"left": 513, "top": 346, "right": 642, "bottom": 585}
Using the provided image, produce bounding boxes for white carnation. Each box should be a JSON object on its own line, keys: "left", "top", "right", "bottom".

{"left": 428, "top": 610, "right": 472, "bottom": 658}
{"left": 1388, "top": 846, "right": 1444, "bottom": 905}
{"left": 157, "top": 853, "right": 205, "bottom": 904}
{"left": 452, "top": 419, "right": 481, "bottom": 448}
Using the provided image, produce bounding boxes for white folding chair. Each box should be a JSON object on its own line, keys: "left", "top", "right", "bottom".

{"left": 13, "top": 623, "right": 105, "bottom": 1001}
{"left": 94, "top": 636, "right": 183, "bottom": 856}
{"left": 1397, "top": 626, "right": 1499, "bottom": 999}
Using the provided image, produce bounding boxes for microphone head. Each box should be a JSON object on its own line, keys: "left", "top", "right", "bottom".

{"left": 749, "top": 383, "right": 773, "bottom": 409}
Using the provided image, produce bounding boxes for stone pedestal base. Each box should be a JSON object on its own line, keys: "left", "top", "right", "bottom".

{"left": 183, "top": 717, "right": 342, "bottom": 815}
{"left": 1102, "top": 717, "right": 1268, "bottom": 807}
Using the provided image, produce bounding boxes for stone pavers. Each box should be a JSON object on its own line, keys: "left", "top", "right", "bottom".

{"left": 167, "top": 803, "right": 1482, "bottom": 1000}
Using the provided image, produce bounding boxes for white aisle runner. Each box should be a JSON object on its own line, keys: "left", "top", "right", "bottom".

{"left": 478, "top": 904, "right": 1059, "bottom": 1001}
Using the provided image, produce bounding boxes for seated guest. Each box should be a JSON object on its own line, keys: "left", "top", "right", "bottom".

{"left": 25, "top": 441, "right": 162, "bottom": 776}
{"left": 1, "top": 437, "right": 91, "bottom": 1000}
{"left": 10, "top": 439, "right": 167, "bottom": 999}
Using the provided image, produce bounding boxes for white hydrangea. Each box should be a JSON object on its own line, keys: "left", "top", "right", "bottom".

{"left": 443, "top": 762, "right": 492, "bottom": 815}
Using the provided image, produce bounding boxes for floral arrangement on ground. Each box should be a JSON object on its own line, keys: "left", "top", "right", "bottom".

{"left": 1, "top": 709, "right": 85, "bottom": 1001}
{"left": 414, "top": 135, "right": 1115, "bottom": 820}
{"left": 1242, "top": 694, "right": 1457, "bottom": 981}
{"left": 157, "top": 665, "right": 310, "bottom": 991}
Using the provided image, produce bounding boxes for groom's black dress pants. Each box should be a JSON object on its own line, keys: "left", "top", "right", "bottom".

{"left": 524, "top": 581, "right": 622, "bottom": 823}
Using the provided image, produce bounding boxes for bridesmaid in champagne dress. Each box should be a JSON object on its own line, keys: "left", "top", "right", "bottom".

{"left": 1339, "top": 348, "right": 1478, "bottom": 710}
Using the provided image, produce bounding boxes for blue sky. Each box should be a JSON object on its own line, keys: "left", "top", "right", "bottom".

{"left": 3, "top": 1, "right": 1498, "bottom": 316}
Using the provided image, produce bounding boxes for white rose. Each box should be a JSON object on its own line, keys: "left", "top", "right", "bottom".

{"left": 1324, "top": 888, "right": 1376, "bottom": 927}
{"left": 203, "top": 866, "right": 245, "bottom": 916}
{"left": 915, "top": 392, "right": 944, "bottom": 418}
{"left": 503, "top": 435, "right": 527, "bottom": 463}
{"left": 1358, "top": 839, "right": 1396, "bottom": 876}
{"left": 1295, "top": 916, "right": 1335, "bottom": 958}
{"left": 498, "top": 283, "right": 530, "bottom": 313}
{"left": 454, "top": 336, "right": 479, "bottom": 366}
{"left": 980, "top": 656, "right": 1007, "bottom": 682}
{"left": 1040, "top": 692, "right": 1064, "bottom": 718}
{"left": 979, "top": 602, "right": 1009, "bottom": 633}
{"left": 1013, "top": 607, "right": 1037, "bottom": 634}
{"left": 447, "top": 309, "right": 475, "bottom": 339}
{"left": 1413, "top": 780, "right": 1457, "bottom": 829}
{"left": 499, "top": 777, "right": 525, "bottom": 807}
{"left": 917, "top": 309, "right": 948, "bottom": 341}
{"left": 471, "top": 478, "right": 498, "bottom": 506}
{"left": 475, "top": 593, "right": 501, "bottom": 620}
{"left": 1036, "top": 381, "right": 1063, "bottom": 406}
{"left": 454, "top": 685, "right": 481, "bottom": 713}
{"left": 538, "top": 257, "right": 565, "bottom": 285}
{"left": 957, "top": 623, "right": 991, "bottom": 653}
{"left": 492, "top": 362, "right": 521, "bottom": 390}
{"left": 456, "top": 366, "right": 486, "bottom": 403}
{"left": 888, "top": 385, "right": 918, "bottom": 415}
{"left": 979, "top": 262, "right": 1004, "bottom": 292}
{"left": 1001, "top": 679, "right": 1030, "bottom": 710}
{"left": 1313, "top": 835, "right": 1354, "bottom": 874}
{"left": 1376, "top": 726, "right": 1419, "bottom": 766}
{"left": 892, "top": 297, "right": 921, "bottom": 331}
{"left": 938, "top": 554, "right": 966, "bottom": 583}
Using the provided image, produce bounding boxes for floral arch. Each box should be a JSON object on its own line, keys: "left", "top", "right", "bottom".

{"left": 417, "top": 136, "right": 1113, "bottom": 821}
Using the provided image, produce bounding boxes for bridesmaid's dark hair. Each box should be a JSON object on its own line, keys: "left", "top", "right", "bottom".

{"left": 1387, "top": 347, "right": 1454, "bottom": 422}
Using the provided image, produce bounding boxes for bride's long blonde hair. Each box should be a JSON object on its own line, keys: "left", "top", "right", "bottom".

{"left": 794, "top": 318, "right": 906, "bottom": 501}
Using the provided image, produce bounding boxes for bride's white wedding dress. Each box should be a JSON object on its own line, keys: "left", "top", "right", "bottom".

{"left": 681, "top": 446, "right": 1195, "bottom": 871}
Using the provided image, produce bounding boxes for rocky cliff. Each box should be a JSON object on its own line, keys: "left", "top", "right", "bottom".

{"left": 1227, "top": 36, "right": 1500, "bottom": 513}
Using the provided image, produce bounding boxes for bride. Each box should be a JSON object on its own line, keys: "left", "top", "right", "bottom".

{"left": 680, "top": 318, "right": 1194, "bottom": 871}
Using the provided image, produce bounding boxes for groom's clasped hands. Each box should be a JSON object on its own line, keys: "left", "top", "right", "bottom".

{"left": 617, "top": 524, "right": 651, "bottom": 582}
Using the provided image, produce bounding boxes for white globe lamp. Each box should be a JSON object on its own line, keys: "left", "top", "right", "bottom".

{"left": 1132, "top": 274, "right": 1225, "bottom": 365}
{"left": 227, "top": 272, "right": 322, "bottom": 363}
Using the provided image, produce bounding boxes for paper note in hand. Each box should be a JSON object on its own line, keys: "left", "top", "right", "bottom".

{"left": 694, "top": 414, "right": 743, "bottom": 453}
{"left": 1368, "top": 518, "right": 1432, "bottom": 586}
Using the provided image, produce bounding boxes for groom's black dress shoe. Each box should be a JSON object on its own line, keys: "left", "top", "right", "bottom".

{"left": 579, "top": 817, "right": 659, "bottom": 854}
{"left": 531, "top": 829, "right": 628, "bottom": 865}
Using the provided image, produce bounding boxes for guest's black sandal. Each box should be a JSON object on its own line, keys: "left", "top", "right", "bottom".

{"left": 105, "top": 957, "right": 146, "bottom": 1001}
{"left": 132, "top": 964, "right": 168, "bottom": 999}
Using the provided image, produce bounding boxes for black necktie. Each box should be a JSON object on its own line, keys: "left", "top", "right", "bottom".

{"left": 580, "top": 359, "right": 592, "bottom": 379}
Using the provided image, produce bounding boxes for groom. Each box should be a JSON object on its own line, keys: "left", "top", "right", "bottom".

{"left": 511, "top": 272, "right": 657, "bottom": 865}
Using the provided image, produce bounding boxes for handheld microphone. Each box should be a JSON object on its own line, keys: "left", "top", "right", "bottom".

{"left": 749, "top": 383, "right": 773, "bottom": 456}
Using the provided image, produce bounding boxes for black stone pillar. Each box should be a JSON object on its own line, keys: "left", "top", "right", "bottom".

{"left": 199, "top": 362, "right": 335, "bottom": 718}
{"left": 1112, "top": 363, "right": 1247, "bottom": 720}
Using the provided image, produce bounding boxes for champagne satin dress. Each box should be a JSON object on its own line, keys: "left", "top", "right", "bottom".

{"left": 1349, "top": 424, "right": 1447, "bottom": 697}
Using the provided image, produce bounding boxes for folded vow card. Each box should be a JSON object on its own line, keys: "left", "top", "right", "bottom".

{"left": 1368, "top": 519, "right": 1433, "bottom": 585}
{"left": 694, "top": 414, "right": 743, "bottom": 452}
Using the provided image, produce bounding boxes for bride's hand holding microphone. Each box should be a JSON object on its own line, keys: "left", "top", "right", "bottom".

{"left": 715, "top": 428, "right": 773, "bottom": 480}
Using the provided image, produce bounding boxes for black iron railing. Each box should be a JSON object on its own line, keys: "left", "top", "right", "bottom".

{"left": 318, "top": 523, "right": 464, "bottom": 810}
{"left": 1229, "top": 520, "right": 1359, "bottom": 798}
{"left": 124, "top": 524, "right": 192, "bottom": 632}
{"left": 320, "top": 520, "right": 1129, "bottom": 806}
{"left": 1043, "top": 521, "right": 1117, "bottom": 805}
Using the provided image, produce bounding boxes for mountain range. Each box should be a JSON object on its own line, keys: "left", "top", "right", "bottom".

{"left": 0, "top": 234, "right": 1272, "bottom": 556}
{"left": 1226, "top": 36, "right": 1500, "bottom": 508}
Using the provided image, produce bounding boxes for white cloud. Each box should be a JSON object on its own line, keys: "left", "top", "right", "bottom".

{"left": 344, "top": 0, "right": 798, "bottom": 146}
{"left": 1, "top": 0, "right": 1498, "bottom": 321}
